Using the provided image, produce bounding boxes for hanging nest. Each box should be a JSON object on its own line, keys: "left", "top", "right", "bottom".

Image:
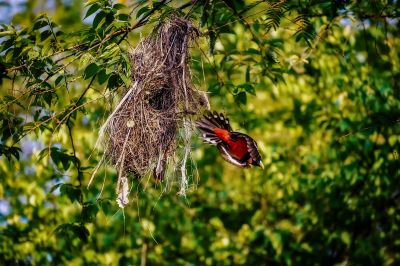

{"left": 91, "top": 17, "right": 209, "bottom": 207}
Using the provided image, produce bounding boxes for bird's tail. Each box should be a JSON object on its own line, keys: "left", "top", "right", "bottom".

{"left": 195, "top": 111, "right": 231, "bottom": 145}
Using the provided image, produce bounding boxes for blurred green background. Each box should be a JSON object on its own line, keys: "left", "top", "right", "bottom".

{"left": 0, "top": 0, "right": 400, "bottom": 265}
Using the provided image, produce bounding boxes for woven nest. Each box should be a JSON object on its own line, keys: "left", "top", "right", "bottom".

{"left": 91, "top": 17, "right": 209, "bottom": 207}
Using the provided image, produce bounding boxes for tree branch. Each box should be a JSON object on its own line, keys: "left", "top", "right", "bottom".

{"left": 6, "top": 0, "right": 170, "bottom": 72}
{"left": 65, "top": 75, "right": 96, "bottom": 188}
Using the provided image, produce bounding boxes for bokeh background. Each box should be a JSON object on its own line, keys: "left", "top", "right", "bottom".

{"left": 1, "top": 0, "right": 400, "bottom": 265}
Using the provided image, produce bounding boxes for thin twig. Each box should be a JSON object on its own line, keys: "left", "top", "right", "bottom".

{"left": 140, "top": 242, "right": 147, "bottom": 266}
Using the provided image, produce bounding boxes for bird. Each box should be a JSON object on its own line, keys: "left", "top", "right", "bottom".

{"left": 196, "top": 111, "right": 264, "bottom": 169}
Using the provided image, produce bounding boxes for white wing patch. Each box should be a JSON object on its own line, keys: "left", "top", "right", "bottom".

{"left": 218, "top": 144, "right": 248, "bottom": 167}
{"left": 202, "top": 133, "right": 221, "bottom": 145}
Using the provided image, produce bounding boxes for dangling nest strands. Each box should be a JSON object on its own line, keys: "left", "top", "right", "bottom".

{"left": 90, "top": 17, "right": 209, "bottom": 207}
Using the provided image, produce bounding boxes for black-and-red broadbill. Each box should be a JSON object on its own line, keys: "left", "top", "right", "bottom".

{"left": 196, "top": 112, "right": 264, "bottom": 169}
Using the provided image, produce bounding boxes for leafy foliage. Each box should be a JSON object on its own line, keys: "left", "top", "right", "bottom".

{"left": 0, "top": 0, "right": 400, "bottom": 265}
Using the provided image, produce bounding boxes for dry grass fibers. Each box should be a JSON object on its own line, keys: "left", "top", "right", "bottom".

{"left": 89, "top": 17, "right": 209, "bottom": 207}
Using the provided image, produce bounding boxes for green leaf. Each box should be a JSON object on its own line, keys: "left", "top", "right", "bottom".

{"left": 200, "top": 0, "right": 210, "bottom": 27}
{"left": 40, "top": 30, "right": 52, "bottom": 41}
{"left": 208, "top": 81, "right": 220, "bottom": 95}
{"left": 42, "top": 91, "right": 53, "bottom": 107}
{"left": 136, "top": 6, "right": 150, "bottom": 19}
{"left": 60, "top": 184, "right": 81, "bottom": 203}
{"left": 71, "top": 224, "right": 90, "bottom": 243}
{"left": 41, "top": 147, "right": 75, "bottom": 170}
{"left": 107, "top": 73, "right": 122, "bottom": 89}
{"left": 92, "top": 11, "right": 106, "bottom": 29}
{"left": 234, "top": 91, "right": 247, "bottom": 105}
{"left": 245, "top": 66, "right": 250, "bottom": 83}
{"left": 244, "top": 48, "right": 260, "bottom": 55}
{"left": 239, "top": 83, "right": 255, "bottom": 95}
{"left": 100, "top": 44, "right": 119, "bottom": 60}
{"left": 9, "top": 146, "right": 20, "bottom": 160}
{"left": 55, "top": 30, "right": 64, "bottom": 37}
{"left": 55, "top": 223, "right": 89, "bottom": 243}
{"left": 83, "top": 63, "right": 99, "bottom": 79}
{"left": 113, "top": 3, "right": 126, "bottom": 10}
{"left": 85, "top": 0, "right": 100, "bottom": 6}
{"left": 33, "top": 19, "right": 48, "bottom": 30}
{"left": 341, "top": 231, "right": 351, "bottom": 247}
{"left": 49, "top": 183, "right": 63, "bottom": 193}
{"left": 0, "top": 145, "right": 21, "bottom": 161}
{"left": 98, "top": 198, "right": 112, "bottom": 216}
{"left": 117, "top": 14, "right": 130, "bottom": 22}
{"left": 119, "top": 73, "right": 130, "bottom": 86}
{"left": 38, "top": 148, "right": 50, "bottom": 161}
{"left": 55, "top": 75, "right": 64, "bottom": 86}
{"left": 0, "top": 30, "right": 14, "bottom": 37}
{"left": 97, "top": 69, "right": 109, "bottom": 84}
{"left": 2, "top": 95, "right": 24, "bottom": 108}
{"left": 209, "top": 31, "right": 216, "bottom": 54}
{"left": 84, "top": 3, "right": 100, "bottom": 19}
{"left": 82, "top": 202, "right": 99, "bottom": 223}
{"left": 54, "top": 223, "right": 71, "bottom": 236}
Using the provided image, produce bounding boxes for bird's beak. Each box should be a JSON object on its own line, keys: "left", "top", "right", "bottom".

{"left": 259, "top": 161, "right": 264, "bottom": 170}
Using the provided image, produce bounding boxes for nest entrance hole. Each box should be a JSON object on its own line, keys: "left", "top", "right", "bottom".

{"left": 147, "top": 87, "right": 174, "bottom": 111}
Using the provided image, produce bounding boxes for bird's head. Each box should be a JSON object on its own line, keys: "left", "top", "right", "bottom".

{"left": 254, "top": 160, "right": 264, "bottom": 169}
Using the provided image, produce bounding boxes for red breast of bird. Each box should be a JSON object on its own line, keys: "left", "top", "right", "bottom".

{"left": 196, "top": 111, "right": 263, "bottom": 169}
{"left": 213, "top": 128, "right": 249, "bottom": 160}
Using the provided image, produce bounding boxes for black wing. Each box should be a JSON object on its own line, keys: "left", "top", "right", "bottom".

{"left": 230, "top": 132, "right": 262, "bottom": 166}
{"left": 217, "top": 143, "right": 249, "bottom": 168}
{"left": 196, "top": 111, "right": 232, "bottom": 145}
